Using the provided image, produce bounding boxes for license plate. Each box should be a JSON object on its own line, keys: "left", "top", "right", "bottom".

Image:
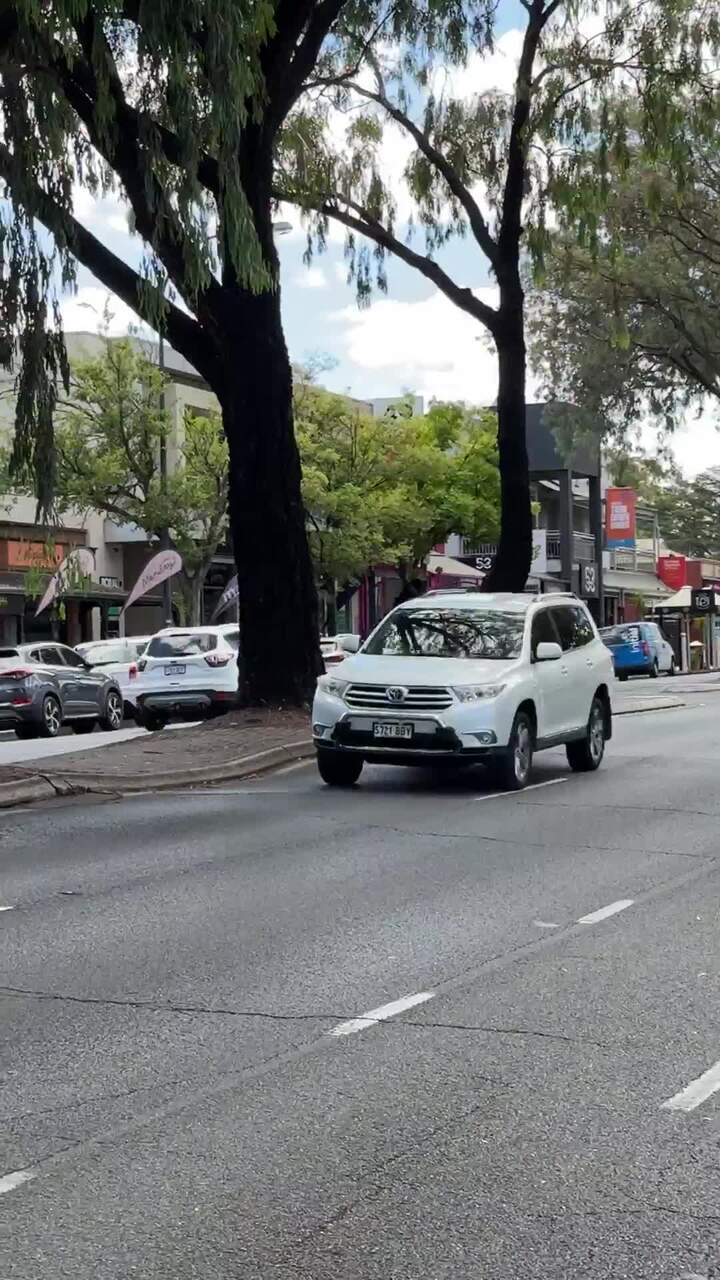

{"left": 373, "top": 721, "right": 413, "bottom": 740}
{"left": 165, "top": 664, "right": 186, "bottom": 676}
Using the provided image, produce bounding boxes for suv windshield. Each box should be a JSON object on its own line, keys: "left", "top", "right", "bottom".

{"left": 365, "top": 607, "right": 526, "bottom": 659}
{"left": 148, "top": 633, "right": 217, "bottom": 657}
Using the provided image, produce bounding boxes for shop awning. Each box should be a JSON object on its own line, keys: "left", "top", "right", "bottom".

{"left": 603, "top": 569, "right": 671, "bottom": 601}
{"left": 426, "top": 553, "right": 484, "bottom": 581}
{"left": 652, "top": 585, "right": 693, "bottom": 610}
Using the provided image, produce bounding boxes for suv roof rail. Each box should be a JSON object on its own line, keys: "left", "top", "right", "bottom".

{"left": 535, "top": 591, "right": 579, "bottom": 600}
{"left": 422, "top": 587, "right": 475, "bottom": 596}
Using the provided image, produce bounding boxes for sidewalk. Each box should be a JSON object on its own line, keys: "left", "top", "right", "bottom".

{"left": 0, "top": 707, "right": 314, "bottom": 808}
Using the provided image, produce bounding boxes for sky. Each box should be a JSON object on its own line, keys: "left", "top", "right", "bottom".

{"left": 59, "top": 0, "right": 719, "bottom": 479}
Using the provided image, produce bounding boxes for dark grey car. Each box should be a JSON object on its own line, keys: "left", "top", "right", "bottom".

{"left": 0, "top": 642, "right": 124, "bottom": 740}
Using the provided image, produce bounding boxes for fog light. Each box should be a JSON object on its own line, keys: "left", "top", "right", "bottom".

{"left": 313, "top": 722, "right": 329, "bottom": 736}
{"left": 475, "top": 731, "right": 497, "bottom": 745}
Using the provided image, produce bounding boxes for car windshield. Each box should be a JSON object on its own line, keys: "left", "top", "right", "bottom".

{"left": 147, "top": 633, "right": 217, "bottom": 657}
{"left": 601, "top": 625, "right": 641, "bottom": 644}
{"left": 364, "top": 607, "right": 526, "bottom": 659}
{"left": 82, "top": 643, "right": 128, "bottom": 666}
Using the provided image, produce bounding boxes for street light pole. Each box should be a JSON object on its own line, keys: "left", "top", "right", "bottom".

{"left": 158, "top": 331, "right": 173, "bottom": 626}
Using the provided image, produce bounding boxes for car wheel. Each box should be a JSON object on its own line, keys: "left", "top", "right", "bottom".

{"left": 669, "top": 657, "right": 678, "bottom": 676}
{"left": 140, "top": 711, "right": 167, "bottom": 732}
{"left": 99, "top": 690, "right": 123, "bottom": 731}
{"left": 649, "top": 659, "right": 659, "bottom": 678}
{"left": 618, "top": 673, "right": 628, "bottom": 682}
{"left": 316, "top": 750, "right": 363, "bottom": 787}
{"left": 71, "top": 721, "right": 96, "bottom": 735}
{"left": 14, "top": 724, "right": 38, "bottom": 740}
{"left": 492, "top": 711, "right": 534, "bottom": 791}
{"left": 39, "top": 695, "right": 62, "bottom": 738}
{"left": 566, "top": 697, "right": 606, "bottom": 773}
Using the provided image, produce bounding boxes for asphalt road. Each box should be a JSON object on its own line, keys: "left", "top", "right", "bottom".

{"left": 2, "top": 698, "right": 720, "bottom": 1278}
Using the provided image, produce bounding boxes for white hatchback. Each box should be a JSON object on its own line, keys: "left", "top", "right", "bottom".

{"left": 75, "top": 636, "right": 152, "bottom": 714}
{"left": 312, "top": 592, "right": 614, "bottom": 790}
{"left": 133, "top": 625, "right": 240, "bottom": 729}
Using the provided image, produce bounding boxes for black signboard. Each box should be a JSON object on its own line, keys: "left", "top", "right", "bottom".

{"left": 457, "top": 553, "right": 496, "bottom": 574}
{"left": 691, "top": 588, "right": 716, "bottom": 615}
{"left": 581, "top": 561, "right": 599, "bottom": 598}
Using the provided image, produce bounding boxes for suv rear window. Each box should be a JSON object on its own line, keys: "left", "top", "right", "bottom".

{"left": 365, "top": 607, "right": 526, "bottom": 659}
{"left": 601, "top": 625, "right": 641, "bottom": 644}
{"left": 147, "top": 633, "right": 217, "bottom": 657}
{"left": 0, "top": 648, "right": 20, "bottom": 659}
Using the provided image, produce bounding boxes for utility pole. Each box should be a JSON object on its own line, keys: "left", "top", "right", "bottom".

{"left": 158, "top": 331, "right": 173, "bottom": 626}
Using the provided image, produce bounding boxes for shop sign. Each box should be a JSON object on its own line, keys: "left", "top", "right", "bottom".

{"left": 605, "top": 488, "right": 637, "bottom": 549}
{"left": 0, "top": 540, "right": 67, "bottom": 570}
{"left": 581, "top": 562, "right": 599, "bottom": 598}
{"left": 691, "top": 588, "right": 716, "bottom": 615}
{"left": 657, "top": 554, "right": 687, "bottom": 590}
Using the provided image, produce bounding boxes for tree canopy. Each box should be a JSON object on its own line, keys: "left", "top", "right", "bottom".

{"left": 529, "top": 142, "right": 720, "bottom": 450}
{"left": 276, "top": 0, "right": 720, "bottom": 589}
{"left": 296, "top": 386, "right": 499, "bottom": 593}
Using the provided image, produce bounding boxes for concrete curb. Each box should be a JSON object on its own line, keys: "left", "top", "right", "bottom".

{"left": 0, "top": 739, "right": 315, "bottom": 809}
{"left": 614, "top": 699, "right": 684, "bottom": 716}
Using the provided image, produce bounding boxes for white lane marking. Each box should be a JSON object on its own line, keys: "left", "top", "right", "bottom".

{"left": 0, "top": 905, "right": 14, "bottom": 912}
{"left": 328, "top": 991, "right": 434, "bottom": 1038}
{"left": 473, "top": 777, "right": 569, "bottom": 802}
{"left": 661, "top": 1059, "right": 720, "bottom": 1113}
{"left": 0, "top": 1168, "right": 35, "bottom": 1196}
{"left": 533, "top": 920, "right": 559, "bottom": 929}
{"left": 577, "top": 899, "right": 634, "bottom": 925}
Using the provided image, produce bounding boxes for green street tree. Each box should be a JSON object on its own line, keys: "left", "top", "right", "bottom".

{"left": 0, "top": 0, "right": 363, "bottom": 705}
{"left": 655, "top": 471, "right": 720, "bottom": 561}
{"left": 529, "top": 146, "right": 720, "bottom": 448}
{"left": 297, "top": 386, "right": 499, "bottom": 614}
{"left": 276, "top": 0, "right": 718, "bottom": 590}
{"left": 3, "top": 340, "right": 229, "bottom": 626}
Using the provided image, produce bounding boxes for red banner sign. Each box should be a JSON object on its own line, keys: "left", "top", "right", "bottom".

{"left": 605, "top": 487, "right": 637, "bottom": 548}
{"left": 657, "top": 554, "right": 687, "bottom": 591}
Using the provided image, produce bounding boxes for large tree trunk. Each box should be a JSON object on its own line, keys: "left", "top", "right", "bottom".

{"left": 218, "top": 286, "right": 321, "bottom": 705}
{"left": 482, "top": 302, "right": 532, "bottom": 592}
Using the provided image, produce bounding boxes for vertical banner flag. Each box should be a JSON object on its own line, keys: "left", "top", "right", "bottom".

{"left": 210, "top": 574, "right": 239, "bottom": 622}
{"left": 605, "top": 488, "right": 637, "bottom": 549}
{"left": 35, "top": 547, "right": 96, "bottom": 617}
{"left": 121, "top": 550, "right": 182, "bottom": 616}
{"left": 657, "top": 554, "right": 687, "bottom": 591}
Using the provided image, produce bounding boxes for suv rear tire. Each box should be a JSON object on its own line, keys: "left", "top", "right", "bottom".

{"left": 317, "top": 751, "right": 363, "bottom": 787}
{"left": 491, "top": 711, "right": 534, "bottom": 791}
{"left": 39, "top": 694, "right": 62, "bottom": 739}
{"left": 566, "top": 697, "right": 606, "bottom": 772}
{"left": 139, "top": 711, "right": 167, "bottom": 732}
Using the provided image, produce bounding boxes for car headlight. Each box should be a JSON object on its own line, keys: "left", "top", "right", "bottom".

{"left": 452, "top": 684, "right": 506, "bottom": 702}
{"left": 317, "top": 675, "right": 350, "bottom": 699}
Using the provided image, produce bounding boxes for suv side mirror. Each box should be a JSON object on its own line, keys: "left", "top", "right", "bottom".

{"left": 337, "top": 633, "right": 360, "bottom": 654}
{"left": 536, "top": 641, "right": 563, "bottom": 662}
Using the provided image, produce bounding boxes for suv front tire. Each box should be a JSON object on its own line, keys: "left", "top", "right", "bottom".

{"left": 567, "top": 696, "right": 606, "bottom": 772}
{"left": 491, "top": 711, "right": 534, "bottom": 791}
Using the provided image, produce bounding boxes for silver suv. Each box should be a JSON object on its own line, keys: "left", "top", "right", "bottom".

{"left": 0, "top": 642, "right": 124, "bottom": 739}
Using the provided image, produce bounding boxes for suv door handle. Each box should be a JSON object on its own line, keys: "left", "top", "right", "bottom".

{"left": 560, "top": 665, "right": 569, "bottom": 676}
{"left": 586, "top": 658, "right": 594, "bottom": 667}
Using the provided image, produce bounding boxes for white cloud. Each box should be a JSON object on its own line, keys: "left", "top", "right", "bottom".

{"left": 332, "top": 287, "right": 542, "bottom": 406}
{"left": 60, "top": 286, "right": 143, "bottom": 336}
{"left": 642, "top": 403, "right": 720, "bottom": 477}
{"left": 294, "top": 265, "right": 328, "bottom": 289}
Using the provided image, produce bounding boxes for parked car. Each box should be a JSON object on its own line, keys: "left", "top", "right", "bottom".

{"left": 312, "top": 591, "right": 613, "bottom": 790}
{"left": 75, "top": 636, "right": 152, "bottom": 716}
{"left": 132, "top": 625, "right": 240, "bottom": 730}
{"left": 320, "top": 634, "right": 362, "bottom": 669}
{"left": 0, "top": 642, "right": 124, "bottom": 739}
{"left": 600, "top": 621, "right": 677, "bottom": 680}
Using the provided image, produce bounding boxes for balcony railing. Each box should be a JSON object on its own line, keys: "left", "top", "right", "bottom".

{"left": 462, "top": 533, "right": 596, "bottom": 563}
{"left": 606, "top": 547, "right": 657, "bottom": 572}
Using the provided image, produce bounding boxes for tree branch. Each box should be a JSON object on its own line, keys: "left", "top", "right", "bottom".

{"left": 276, "top": 185, "right": 499, "bottom": 332}
{"left": 329, "top": 76, "right": 499, "bottom": 269}
{"left": 0, "top": 141, "right": 218, "bottom": 383}
{"left": 265, "top": 0, "right": 347, "bottom": 130}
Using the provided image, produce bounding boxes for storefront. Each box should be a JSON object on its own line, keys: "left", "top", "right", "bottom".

{"left": 0, "top": 572, "right": 126, "bottom": 646}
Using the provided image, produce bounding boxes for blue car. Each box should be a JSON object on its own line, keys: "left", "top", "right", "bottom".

{"left": 600, "top": 622, "right": 677, "bottom": 680}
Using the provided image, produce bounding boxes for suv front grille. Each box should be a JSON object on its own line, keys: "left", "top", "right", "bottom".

{"left": 345, "top": 683, "right": 453, "bottom": 712}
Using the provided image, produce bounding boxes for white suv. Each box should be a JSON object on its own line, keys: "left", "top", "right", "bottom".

{"left": 133, "top": 625, "right": 240, "bottom": 729}
{"left": 312, "top": 592, "right": 614, "bottom": 790}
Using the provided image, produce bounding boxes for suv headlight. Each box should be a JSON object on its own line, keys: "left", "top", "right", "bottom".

{"left": 317, "top": 675, "right": 350, "bottom": 699}
{"left": 452, "top": 684, "right": 506, "bottom": 703}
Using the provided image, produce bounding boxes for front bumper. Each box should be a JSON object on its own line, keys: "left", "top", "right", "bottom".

{"left": 312, "top": 695, "right": 509, "bottom": 762}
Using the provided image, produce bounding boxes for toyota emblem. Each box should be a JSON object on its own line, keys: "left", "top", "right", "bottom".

{"left": 387, "top": 686, "right": 408, "bottom": 703}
